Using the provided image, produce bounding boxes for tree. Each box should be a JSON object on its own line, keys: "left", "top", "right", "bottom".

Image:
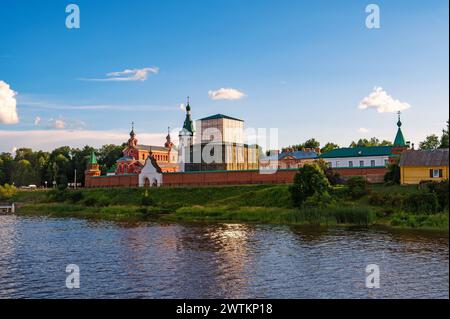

{"left": 440, "top": 120, "right": 449, "bottom": 149}
{"left": 282, "top": 138, "right": 321, "bottom": 152}
{"left": 289, "top": 163, "right": 330, "bottom": 208}
{"left": 419, "top": 135, "right": 440, "bottom": 150}
{"left": 98, "top": 144, "right": 123, "bottom": 173}
{"left": 350, "top": 137, "right": 392, "bottom": 148}
{"left": 384, "top": 163, "right": 400, "bottom": 185}
{"left": 320, "top": 142, "right": 339, "bottom": 154}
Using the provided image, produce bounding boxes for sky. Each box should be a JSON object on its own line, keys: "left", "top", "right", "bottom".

{"left": 0, "top": 0, "right": 448, "bottom": 152}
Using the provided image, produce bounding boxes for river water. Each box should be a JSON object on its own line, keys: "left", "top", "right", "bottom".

{"left": 0, "top": 215, "right": 448, "bottom": 299}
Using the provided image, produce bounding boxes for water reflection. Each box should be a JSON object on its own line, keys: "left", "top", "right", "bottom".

{"left": 0, "top": 216, "right": 447, "bottom": 299}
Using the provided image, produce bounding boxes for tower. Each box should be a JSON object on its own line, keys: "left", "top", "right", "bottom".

{"left": 178, "top": 97, "right": 195, "bottom": 172}
{"left": 85, "top": 151, "right": 101, "bottom": 186}
{"left": 391, "top": 111, "right": 409, "bottom": 157}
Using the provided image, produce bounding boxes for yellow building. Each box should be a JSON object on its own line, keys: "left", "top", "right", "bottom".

{"left": 399, "top": 149, "right": 449, "bottom": 185}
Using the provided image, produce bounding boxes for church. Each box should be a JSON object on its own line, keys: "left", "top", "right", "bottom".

{"left": 114, "top": 124, "right": 179, "bottom": 175}
{"left": 178, "top": 100, "right": 260, "bottom": 172}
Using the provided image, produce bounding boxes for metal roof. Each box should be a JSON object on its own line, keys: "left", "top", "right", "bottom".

{"left": 278, "top": 151, "right": 318, "bottom": 160}
{"left": 320, "top": 146, "right": 393, "bottom": 158}
{"left": 199, "top": 114, "right": 244, "bottom": 122}
{"left": 399, "top": 149, "right": 449, "bottom": 167}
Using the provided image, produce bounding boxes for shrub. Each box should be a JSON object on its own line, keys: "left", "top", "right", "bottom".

{"left": 66, "top": 190, "right": 84, "bottom": 203}
{"left": 315, "top": 159, "right": 344, "bottom": 185}
{"left": 82, "top": 197, "right": 98, "bottom": 207}
{"left": 384, "top": 163, "right": 400, "bottom": 184}
{"left": 96, "top": 195, "right": 111, "bottom": 207}
{"left": 346, "top": 176, "right": 369, "bottom": 199}
{"left": 47, "top": 188, "right": 68, "bottom": 202}
{"left": 141, "top": 190, "right": 155, "bottom": 206}
{"left": 289, "top": 164, "right": 330, "bottom": 208}
{"left": 0, "top": 184, "right": 17, "bottom": 200}
{"left": 303, "top": 191, "right": 334, "bottom": 208}
{"left": 425, "top": 180, "right": 449, "bottom": 211}
{"left": 402, "top": 191, "right": 439, "bottom": 214}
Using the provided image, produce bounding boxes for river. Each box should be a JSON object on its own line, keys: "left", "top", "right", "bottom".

{"left": 0, "top": 215, "right": 448, "bottom": 299}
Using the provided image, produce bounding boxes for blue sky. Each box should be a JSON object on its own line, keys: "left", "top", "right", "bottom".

{"left": 0, "top": 0, "right": 448, "bottom": 151}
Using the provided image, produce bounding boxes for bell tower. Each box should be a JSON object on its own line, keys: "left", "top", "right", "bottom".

{"left": 178, "top": 97, "right": 194, "bottom": 172}
{"left": 85, "top": 151, "right": 101, "bottom": 186}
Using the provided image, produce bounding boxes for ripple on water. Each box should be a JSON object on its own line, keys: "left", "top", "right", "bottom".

{"left": 0, "top": 216, "right": 448, "bottom": 299}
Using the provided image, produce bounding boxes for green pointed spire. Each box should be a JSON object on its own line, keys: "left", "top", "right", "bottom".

{"left": 393, "top": 111, "right": 406, "bottom": 146}
{"left": 89, "top": 151, "right": 97, "bottom": 165}
{"left": 182, "top": 96, "right": 194, "bottom": 134}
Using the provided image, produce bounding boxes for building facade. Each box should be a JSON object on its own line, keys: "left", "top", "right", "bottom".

{"left": 320, "top": 113, "right": 409, "bottom": 169}
{"left": 179, "top": 107, "right": 260, "bottom": 172}
{"left": 115, "top": 125, "right": 179, "bottom": 175}
{"left": 399, "top": 149, "right": 449, "bottom": 185}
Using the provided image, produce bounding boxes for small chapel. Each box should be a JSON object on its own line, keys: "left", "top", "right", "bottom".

{"left": 114, "top": 123, "right": 179, "bottom": 175}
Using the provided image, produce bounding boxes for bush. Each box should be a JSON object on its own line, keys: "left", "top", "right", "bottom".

{"left": 47, "top": 188, "right": 68, "bottom": 203}
{"left": 384, "top": 163, "right": 400, "bottom": 184}
{"left": 0, "top": 184, "right": 17, "bottom": 200}
{"left": 66, "top": 190, "right": 84, "bottom": 203}
{"left": 303, "top": 191, "right": 334, "bottom": 208}
{"left": 141, "top": 190, "right": 155, "bottom": 206}
{"left": 82, "top": 197, "right": 98, "bottom": 207}
{"left": 96, "top": 195, "right": 111, "bottom": 207}
{"left": 346, "top": 176, "right": 369, "bottom": 199}
{"left": 402, "top": 191, "right": 439, "bottom": 214}
{"left": 289, "top": 164, "right": 330, "bottom": 208}
{"left": 315, "top": 159, "right": 344, "bottom": 185}
{"left": 425, "top": 180, "right": 449, "bottom": 211}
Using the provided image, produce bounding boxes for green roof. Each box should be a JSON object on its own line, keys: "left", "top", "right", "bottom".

{"left": 106, "top": 165, "right": 116, "bottom": 173}
{"left": 89, "top": 151, "right": 97, "bottom": 164}
{"left": 199, "top": 114, "right": 243, "bottom": 122}
{"left": 319, "top": 146, "right": 393, "bottom": 158}
{"left": 394, "top": 127, "right": 406, "bottom": 146}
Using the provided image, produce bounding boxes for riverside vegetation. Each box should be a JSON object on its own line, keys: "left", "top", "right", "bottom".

{"left": 2, "top": 162, "right": 448, "bottom": 231}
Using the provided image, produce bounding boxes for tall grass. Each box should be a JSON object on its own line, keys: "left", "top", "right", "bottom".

{"left": 171, "top": 205, "right": 375, "bottom": 226}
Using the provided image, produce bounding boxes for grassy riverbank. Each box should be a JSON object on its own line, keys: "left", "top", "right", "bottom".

{"left": 10, "top": 184, "right": 449, "bottom": 230}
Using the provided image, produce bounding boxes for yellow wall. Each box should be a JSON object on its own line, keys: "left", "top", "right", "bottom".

{"left": 401, "top": 166, "right": 449, "bottom": 185}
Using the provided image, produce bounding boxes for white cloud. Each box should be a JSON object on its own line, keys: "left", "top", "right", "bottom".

{"left": 208, "top": 88, "right": 246, "bottom": 100}
{"left": 0, "top": 130, "right": 166, "bottom": 152}
{"left": 358, "top": 87, "right": 411, "bottom": 113}
{"left": 34, "top": 116, "right": 41, "bottom": 125}
{"left": 179, "top": 103, "right": 186, "bottom": 111}
{"left": 0, "top": 80, "right": 19, "bottom": 124}
{"left": 46, "top": 117, "right": 86, "bottom": 130}
{"left": 80, "top": 67, "right": 159, "bottom": 82}
{"left": 358, "top": 127, "right": 369, "bottom": 133}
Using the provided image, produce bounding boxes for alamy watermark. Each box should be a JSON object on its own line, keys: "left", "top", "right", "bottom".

{"left": 65, "top": 4, "right": 80, "bottom": 29}
{"left": 366, "top": 4, "right": 381, "bottom": 29}
{"left": 66, "top": 264, "right": 80, "bottom": 289}
{"left": 365, "top": 264, "right": 380, "bottom": 289}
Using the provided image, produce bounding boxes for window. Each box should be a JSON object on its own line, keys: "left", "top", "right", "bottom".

{"left": 371, "top": 160, "right": 375, "bottom": 167}
{"left": 359, "top": 160, "right": 364, "bottom": 167}
{"left": 431, "top": 169, "right": 443, "bottom": 178}
{"left": 349, "top": 161, "right": 353, "bottom": 168}
{"left": 336, "top": 161, "right": 340, "bottom": 168}
{"left": 385, "top": 159, "right": 389, "bottom": 166}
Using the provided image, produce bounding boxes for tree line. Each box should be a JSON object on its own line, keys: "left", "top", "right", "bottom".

{"left": 0, "top": 144, "right": 124, "bottom": 187}
{"left": 282, "top": 120, "right": 449, "bottom": 153}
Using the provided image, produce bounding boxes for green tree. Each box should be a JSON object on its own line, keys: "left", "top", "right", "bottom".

{"left": 384, "top": 163, "right": 400, "bottom": 185}
{"left": 350, "top": 137, "right": 392, "bottom": 148}
{"left": 439, "top": 120, "right": 449, "bottom": 149}
{"left": 320, "top": 142, "right": 339, "bottom": 154}
{"left": 289, "top": 163, "right": 330, "bottom": 208}
{"left": 419, "top": 134, "right": 440, "bottom": 150}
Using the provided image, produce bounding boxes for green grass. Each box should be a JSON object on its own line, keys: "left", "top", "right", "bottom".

{"left": 167, "top": 205, "right": 375, "bottom": 227}
{"left": 11, "top": 184, "right": 448, "bottom": 231}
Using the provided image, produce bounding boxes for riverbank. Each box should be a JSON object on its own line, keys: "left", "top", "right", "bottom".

{"left": 10, "top": 184, "right": 449, "bottom": 230}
